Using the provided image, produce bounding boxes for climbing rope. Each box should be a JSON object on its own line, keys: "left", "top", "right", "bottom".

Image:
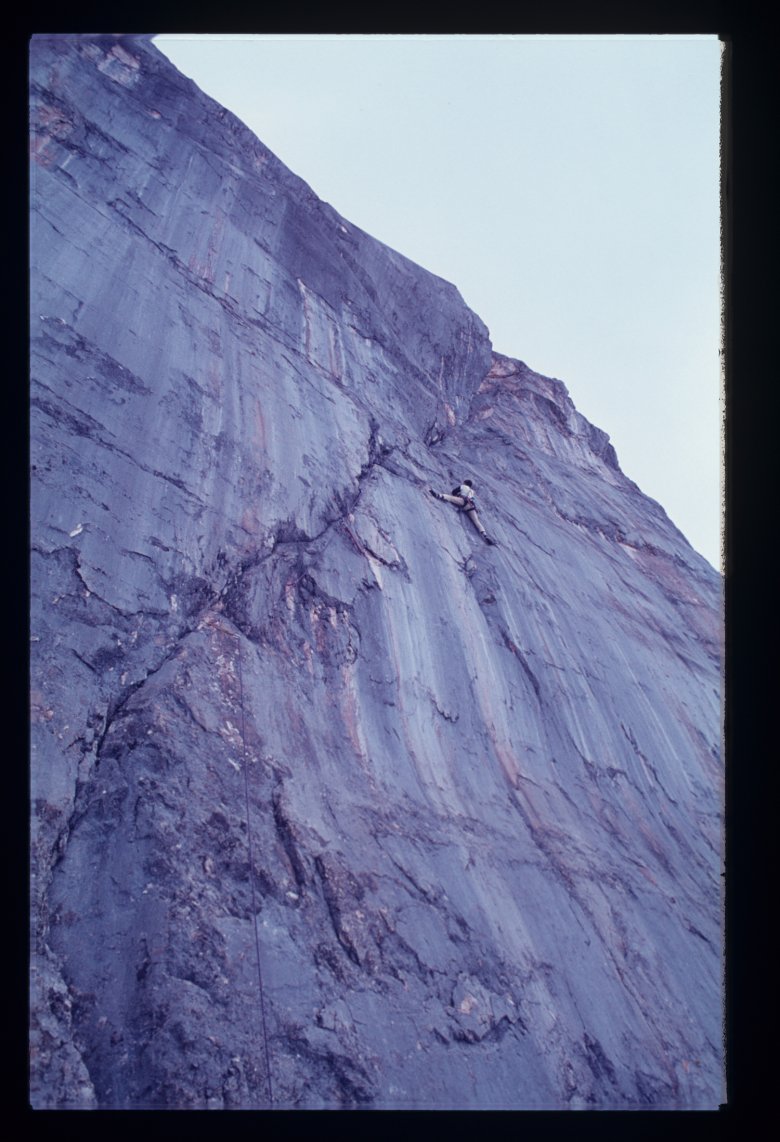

{"left": 234, "top": 627, "right": 275, "bottom": 1110}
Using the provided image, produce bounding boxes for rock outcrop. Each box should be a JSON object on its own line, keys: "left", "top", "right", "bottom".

{"left": 30, "top": 34, "right": 723, "bottom": 1110}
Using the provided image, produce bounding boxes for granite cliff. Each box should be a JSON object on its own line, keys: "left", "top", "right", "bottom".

{"left": 29, "top": 34, "right": 723, "bottom": 1110}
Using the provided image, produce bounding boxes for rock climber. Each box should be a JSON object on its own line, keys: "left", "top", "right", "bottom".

{"left": 429, "top": 479, "right": 497, "bottom": 545}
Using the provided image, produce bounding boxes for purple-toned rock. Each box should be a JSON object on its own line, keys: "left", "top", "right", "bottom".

{"left": 30, "top": 34, "right": 723, "bottom": 1110}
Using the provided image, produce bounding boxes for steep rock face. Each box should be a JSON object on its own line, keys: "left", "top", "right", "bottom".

{"left": 30, "top": 35, "right": 723, "bottom": 1110}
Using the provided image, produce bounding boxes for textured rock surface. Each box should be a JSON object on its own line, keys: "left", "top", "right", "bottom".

{"left": 30, "top": 34, "right": 723, "bottom": 1110}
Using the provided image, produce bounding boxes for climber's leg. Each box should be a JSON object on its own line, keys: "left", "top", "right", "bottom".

{"left": 464, "top": 506, "right": 488, "bottom": 537}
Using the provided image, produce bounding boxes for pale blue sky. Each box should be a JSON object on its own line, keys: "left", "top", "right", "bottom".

{"left": 155, "top": 34, "right": 723, "bottom": 569}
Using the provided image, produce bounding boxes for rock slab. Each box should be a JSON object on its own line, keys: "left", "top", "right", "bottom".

{"left": 30, "top": 34, "right": 723, "bottom": 1110}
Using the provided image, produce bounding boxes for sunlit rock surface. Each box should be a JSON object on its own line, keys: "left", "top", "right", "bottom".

{"left": 30, "top": 33, "right": 723, "bottom": 1110}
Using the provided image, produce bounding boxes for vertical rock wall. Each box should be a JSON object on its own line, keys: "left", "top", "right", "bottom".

{"left": 30, "top": 34, "right": 723, "bottom": 1110}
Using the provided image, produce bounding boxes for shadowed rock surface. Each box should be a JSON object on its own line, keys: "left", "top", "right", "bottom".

{"left": 30, "top": 34, "right": 723, "bottom": 1110}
